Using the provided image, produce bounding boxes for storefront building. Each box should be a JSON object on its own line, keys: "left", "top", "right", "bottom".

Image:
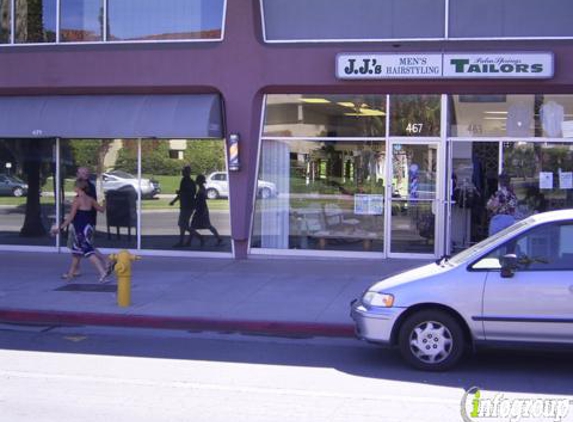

{"left": 1, "top": 0, "right": 572, "bottom": 260}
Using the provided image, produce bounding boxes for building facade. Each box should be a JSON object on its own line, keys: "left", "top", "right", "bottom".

{"left": 1, "top": 0, "right": 572, "bottom": 260}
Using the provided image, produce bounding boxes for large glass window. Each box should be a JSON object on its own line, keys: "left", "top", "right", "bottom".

{"left": 61, "top": 139, "right": 137, "bottom": 250}
{"left": 15, "top": 0, "right": 57, "bottom": 43}
{"left": 449, "top": 139, "right": 573, "bottom": 252}
{"left": 108, "top": 0, "right": 225, "bottom": 41}
{"left": 1, "top": 0, "right": 10, "bottom": 43}
{"left": 60, "top": 0, "right": 103, "bottom": 42}
{"left": 263, "top": 95, "right": 386, "bottom": 138}
{"left": 390, "top": 95, "right": 441, "bottom": 137}
{"left": 450, "top": 95, "right": 573, "bottom": 138}
{"left": 252, "top": 139, "right": 386, "bottom": 253}
{"left": 0, "top": 138, "right": 56, "bottom": 247}
{"left": 262, "top": 0, "right": 444, "bottom": 42}
{"left": 140, "top": 139, "right": 231, "bottom": 252}
{"left": 450, "top": 0, "right": 573, "bottom": 38}
{"left": 450, "top": 95, "right": 535, "bottom": 138}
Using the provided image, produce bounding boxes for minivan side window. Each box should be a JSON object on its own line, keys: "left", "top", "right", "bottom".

{"left": 472, "top": 222, "right": 573, "bottom": 271}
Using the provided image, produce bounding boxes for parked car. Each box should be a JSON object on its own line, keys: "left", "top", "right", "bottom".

{"left": 205, "top": 171, "right": 277, "bottom": 199}
{"left": 0, "top": 173, "right": 28, "bottom": 197}
{"left": 351, "top": 209, "right": 573, "bottom": 371}
{"left": 101, "top": 170, "right": 160, "bottom": 199}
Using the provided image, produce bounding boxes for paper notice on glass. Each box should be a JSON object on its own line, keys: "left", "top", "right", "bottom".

{"left": 354, "top": 194, "right": 384, "bottom": 215}
{"left": 560, "top": 172, "right": 573, "bottom": 190}
{"left": 369, "top": 195, "right": 384, "bottom": 215}
{"left": 354, "top": 194, "right": 369, "bottom": 215}
{"left": 539, "top": 172, "right": 554, "bottom": 190}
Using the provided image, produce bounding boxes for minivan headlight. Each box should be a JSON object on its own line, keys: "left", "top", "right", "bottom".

{"left": 362, "top": 291, "right": 394, "bottom": 308}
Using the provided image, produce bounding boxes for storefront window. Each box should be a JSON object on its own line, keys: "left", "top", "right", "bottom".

{"left": 450, "top": 95, "right": 573, "bottom": 138}
{"left": 262, "top": 0, "right": 444, "bottom": 42}
{"left": 450, "top": 0, "right": 573, "bottom": 38}
{"left": 0, "top": 138, "right": 56, "bottom": 247}
{"left": 60, "top": 0, "right": 103, "bottom": 42}
{"left": 15, "top": 0, "right": 57, "bottom": 43}
{"left": 449, "top": 140, "right": 573, "bottom": 252}
{"left": 252, "top": 139, "right": 386, "bottom": 253}
{"left": 140, "top": 139, "right": 231, "bottom": 252}
{"left": 108, "top": 0, "right": 225, "bottom": 41}
{"left": 390, "top": 95, "right": 441, "bottom": 137}
{"left": 263, "top": 95, "right": 386, "bottom": 138}
{"left": 0, "top": 0, "right": 10, "bottom": 43}
{"left": 61, "top": 139, "right": 137, "bottom": 250}
{"left": 450, "top": 95, "right": 536, "bottom": 138}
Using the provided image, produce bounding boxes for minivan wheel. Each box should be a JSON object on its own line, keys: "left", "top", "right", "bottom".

{"left": 206, "top": 188, "right": 219, "bottom": 200}
{"left": 398, "top": 310, "right": 465, "bottom": 371}
{"left": 12, "top": 187, "right": 24, "bottom": 197}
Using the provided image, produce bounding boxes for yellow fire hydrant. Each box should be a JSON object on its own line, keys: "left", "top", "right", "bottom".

{"left": 108, "top": 250, "right": 140, "bottom": 307}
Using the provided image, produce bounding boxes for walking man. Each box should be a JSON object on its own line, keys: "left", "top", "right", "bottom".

{"left": 170, "top": 165, "right": 197, "bottom": 247}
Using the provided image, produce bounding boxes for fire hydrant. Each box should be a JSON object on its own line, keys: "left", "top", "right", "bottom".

{"left": 108, "top": 250, "right": 140, "bottom": 307}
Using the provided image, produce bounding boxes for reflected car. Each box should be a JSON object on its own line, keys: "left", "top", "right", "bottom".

{"left": 351, "top": 209, "right": 573, "bottom": 371}
{"left": 0, "top": 174, "right": 29, "bottom": 197}
{"left": 205, "top": 171, "right": 277, "bottom": 199}
{"left": 101, "top": 170, "right": 160, "bottom": 199}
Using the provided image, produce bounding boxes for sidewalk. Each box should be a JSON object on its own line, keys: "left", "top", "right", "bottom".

{"left": 0, "top": 251, "right": 428, "bottom": 338}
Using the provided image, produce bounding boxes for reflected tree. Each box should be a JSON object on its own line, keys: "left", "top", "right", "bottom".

{"left": 0, "top": 139, "right": 53, "bottom": 237}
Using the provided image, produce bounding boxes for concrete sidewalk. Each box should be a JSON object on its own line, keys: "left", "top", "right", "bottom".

{"left": 0, "top": 251, "right": 427, "bottom": 337}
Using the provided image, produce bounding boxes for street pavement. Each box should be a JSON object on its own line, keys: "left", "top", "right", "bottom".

{"left": 0, "top": 251, "right": 427, "bottom": 337}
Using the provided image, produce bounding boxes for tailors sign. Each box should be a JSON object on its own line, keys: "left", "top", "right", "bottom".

{"left": 336, "top": 53, "right": 554, "bottom": 80}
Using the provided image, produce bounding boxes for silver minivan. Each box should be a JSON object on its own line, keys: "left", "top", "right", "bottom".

{"left": 351, "top": 210, "right": 573, "bottom": 371}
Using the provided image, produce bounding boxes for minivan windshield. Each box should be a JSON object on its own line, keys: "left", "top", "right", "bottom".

{"left": 448, "top": 218, "right": 532, "bottom": 265}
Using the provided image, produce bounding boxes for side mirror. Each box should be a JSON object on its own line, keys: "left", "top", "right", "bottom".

{"left": 500, "top": 253, "right": 518, "bottom": 278}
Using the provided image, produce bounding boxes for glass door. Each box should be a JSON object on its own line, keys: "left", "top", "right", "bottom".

{"left": 387, "top": 142, "right": 440, "bottom": 257}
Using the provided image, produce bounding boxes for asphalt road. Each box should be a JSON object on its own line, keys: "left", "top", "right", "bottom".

{"left": 1, "top": 325, "right": 572, "bottom": 422}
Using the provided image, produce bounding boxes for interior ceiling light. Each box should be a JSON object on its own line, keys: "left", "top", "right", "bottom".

{"left": 345, "top": 109, "right": 386, "bottom": 117}
{"left": 337, "top": 102, "right": 356, "bottom": 108}
{"left": 301, "top": 98, "right": 331, "bottom": 104}
{"left": 484, "top": 111, "right": 508, "bottom": 114}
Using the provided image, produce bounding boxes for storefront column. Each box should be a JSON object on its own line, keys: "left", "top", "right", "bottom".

{"left": 223, "top": 89, "right": 264, "bottom": 259}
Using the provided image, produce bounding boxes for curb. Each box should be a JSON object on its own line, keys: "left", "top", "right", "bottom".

{"left": 0, "top": 308, "right": 355, "bottom": 338}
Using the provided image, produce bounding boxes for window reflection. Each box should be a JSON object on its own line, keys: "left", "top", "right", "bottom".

{"left": 108, "top": 0, "right": 224, "bottom": 41}
{"left": 0, "top": 138, "right": 56, "bottom": 247}
{"left": 60, "top": 0, "right": 103, "bottom": 42}
{"left": 15, "top": 0, "right": 57, "bottom": 43}
{"left": 62, "top": 139, "right": 137, "bottom": 250}
{"left": 252, "top": 139, "right": 386, "bottom": 252}
{"left": 140, "top": 139, "right": 231, "bottom": 252}
{"left": 263, "top": 95, "right": 386, "bottom": 138}
{"left": 390, "top": 95, "right": 441, "bottom": 137}
{"left": 1, "top": 0, "right": 10, "bottom": 43}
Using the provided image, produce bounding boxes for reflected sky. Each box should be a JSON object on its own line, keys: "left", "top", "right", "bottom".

{"left": 108, "top": 0, "right": 225, "bottom": 40}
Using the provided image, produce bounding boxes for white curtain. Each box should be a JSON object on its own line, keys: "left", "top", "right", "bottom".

{"left": 260, "top": 140, "right": 290, "bottom": 248}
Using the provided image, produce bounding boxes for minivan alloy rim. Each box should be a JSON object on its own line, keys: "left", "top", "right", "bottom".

{"left": 409, "top": 320, "right": 453, "bottom": 364}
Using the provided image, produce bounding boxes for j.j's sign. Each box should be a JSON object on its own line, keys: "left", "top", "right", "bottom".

{"left": 336, "top": 52, "right": 554, "bottom": 80}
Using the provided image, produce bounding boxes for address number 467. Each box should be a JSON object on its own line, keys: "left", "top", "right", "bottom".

{"left": 406, "top": 123, "right": 424, "bottom": 134}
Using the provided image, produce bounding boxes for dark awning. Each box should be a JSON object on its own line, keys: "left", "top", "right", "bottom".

{"left": 0, "top": 94, "right": 223, "bottom": 139}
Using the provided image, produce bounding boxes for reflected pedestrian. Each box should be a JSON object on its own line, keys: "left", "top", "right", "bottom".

{"left": 486, "top": 173, "right": 518, "bottom": 236}
{"left": 170, "top": 165, "right": 197, "bottom": 247}
{"left": 187, "top": 174, "right": 222, "bottom": 247}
